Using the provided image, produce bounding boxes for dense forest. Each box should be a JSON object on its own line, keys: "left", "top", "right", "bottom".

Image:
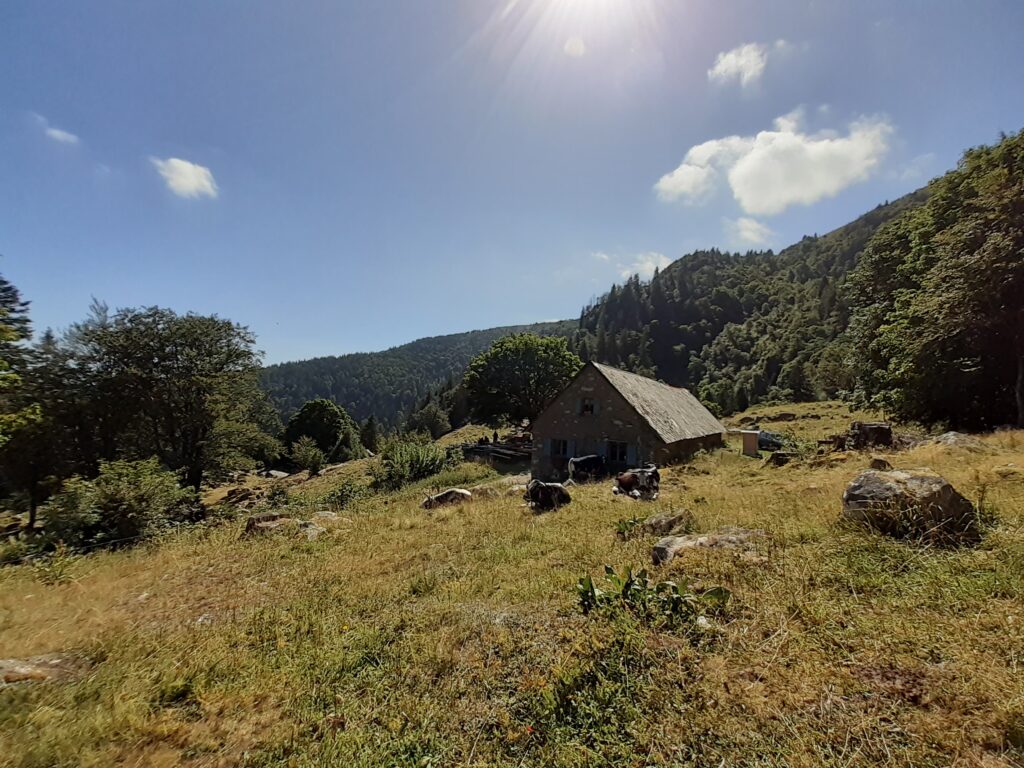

{"left": 564, "top": 190, "right": 929, "bottom": 415}
{"left": 261, "top": 321, "right": 575, "bottom": 426}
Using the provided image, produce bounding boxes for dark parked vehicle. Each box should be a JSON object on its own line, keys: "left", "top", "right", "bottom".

{"left": 758, "top": 430, "right": 785, "bottom": 451}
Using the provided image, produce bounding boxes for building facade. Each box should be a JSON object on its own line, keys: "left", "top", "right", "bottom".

{"left": 530, "top": 362, "right": 726, "bottom": 480}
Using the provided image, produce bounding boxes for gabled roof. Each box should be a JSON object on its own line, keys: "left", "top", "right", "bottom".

{"left": 591, "top": 362, "right": 726, "bottom": 443}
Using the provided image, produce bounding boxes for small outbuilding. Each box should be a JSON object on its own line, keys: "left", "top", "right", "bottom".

{"left": 530, "top": 362, "right": 726, "bottom": 480}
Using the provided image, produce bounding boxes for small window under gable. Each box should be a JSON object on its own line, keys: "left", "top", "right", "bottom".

{"left": 579, "top": 397, "right": 597, "bottom": 416}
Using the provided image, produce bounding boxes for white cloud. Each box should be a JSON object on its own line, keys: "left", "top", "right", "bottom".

{"left": 708, "top": 43, "right": 767, "bottom": 87}
{"left": 33, "top": 113, "right": 79, "bottom": 145}
{"left": 151, "top": 157, "right": 219, "bottom": 199}
{"left": 727, "top": 217, "right": 774, "bottom": 247}
{"left": 564, "top": 36, "right": 586, "bottom": 57}
{"left": 591, "top": 251, "right": 611, "bottom": 262}
{"left": 707, "top": 40, "right": 788, "bottom": 88}
{"left": 655, "top": 108, "right": 893, "bottom": 215}
{"left": 620, "top": 252, "right": 670, "bottom": 279}
{"left": 45, "top": 126, "right": 79, "bottom": 144}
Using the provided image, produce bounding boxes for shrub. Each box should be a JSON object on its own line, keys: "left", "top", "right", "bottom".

{"left": 370, "top": 439, "right": 456, "bottom": 491}
{"left": 265, "top": 485, "right": 290, "bottom": 508}
{"left": 321, "top": 479, "right": 370, "bottom": 509}
{"left": 291, "top": 435, "right": 325, "bottom": 475}
{"left": 39, "top": 458, "right": 197, "bottom": 549}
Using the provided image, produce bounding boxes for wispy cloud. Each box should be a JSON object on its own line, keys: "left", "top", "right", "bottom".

{"left": 619, "top": 252, "right": 670, "bottom": 279}
{"left": 726, "top": 217, "right": 774, "bottom": 247}
{"left": 655, "top": 108, "right": 893, "bottom": 215}
{"left": 707, "top": 40, "right": 789, "bottom": 88}
{"left": 591, "top": 251, "right": 611, "bottom": 262}
{"left": 151, "top": 157, "right": 219, "bottom": 199}
{"left": 33, "top": 113, "right": 80, "bottom": 145}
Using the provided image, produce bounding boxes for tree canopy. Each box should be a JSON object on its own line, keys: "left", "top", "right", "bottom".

{"left": 845, "top": 129, "right": 1024, "bottom": 428}
{"left": 0, "top": 290, "right": 283, "bottom": 524}
{"left": 463, "top": 334, "right": 583, "bottom": 424}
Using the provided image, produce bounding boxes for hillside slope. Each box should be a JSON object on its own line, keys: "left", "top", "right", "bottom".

{"left": 3, "top": 420, "right": 1023, "bottom": 766}
{"left": 261, "top": 320, "right": 575, "bottom": 425}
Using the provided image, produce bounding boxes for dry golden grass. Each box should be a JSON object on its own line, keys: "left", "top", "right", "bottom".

{"left": 2, "top": 404, "right": 1024, "bottom": 766}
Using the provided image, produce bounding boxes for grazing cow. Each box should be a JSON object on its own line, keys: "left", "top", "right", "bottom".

{"left": 567, "top": 454, "right": 606, "bottom": 482}
{"left": 613, "top": 464, "right": 661, "bottom": 499}
{"left": 422, "top": 488, "right": 473, "bottom": 510}
{"left": 523, "top": 479, "right": 572, "bottom": 511}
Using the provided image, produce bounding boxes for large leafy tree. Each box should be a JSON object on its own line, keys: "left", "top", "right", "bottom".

{"left": 846, "top": 129, "right": 1024, "bottom": 428}
{"left": 80, "top": 307, "right": 276, "bottom": 489}
{"left": 463, "top": 334, "right": 583, "bottom": 424}
{"left": 284, "top": 398, "right": 356, "bottom": 452}
{"left": 404, "top": 400, "right": 451, "bottom": 439}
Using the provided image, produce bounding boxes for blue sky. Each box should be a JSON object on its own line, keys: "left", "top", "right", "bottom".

{"left": 3, "top": 1, "right": 1023, "bottom": 364}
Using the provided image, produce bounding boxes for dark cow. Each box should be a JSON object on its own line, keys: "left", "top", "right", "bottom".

{"left": 567, "top": 454, "right": 606, "bottom": 482}
{"left": 613, "top": 464, "right": 661, "bottom": 499}
{"left": 523, "top": 479, "right": 572, "bottom": 511}
{"left": 422, "top": 488, "right": 473, "bottom": 509}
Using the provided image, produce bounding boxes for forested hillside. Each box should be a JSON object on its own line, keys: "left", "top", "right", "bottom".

{"left": 264, "top": 194, "right": 928, "bottom": 426}
{"left": 567, "top": 189, "right": 929, "bottom": 414}
{"left": 261, "top": 321, "right": 575, "bottom": 426}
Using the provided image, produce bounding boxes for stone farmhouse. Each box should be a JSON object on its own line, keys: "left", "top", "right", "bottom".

{"left": 530, "top": 362, "right": 726, "bottom": 480}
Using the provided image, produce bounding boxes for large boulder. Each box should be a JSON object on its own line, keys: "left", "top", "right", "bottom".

{"left": 842, "top": 469, "right": 980, "bottom": 545}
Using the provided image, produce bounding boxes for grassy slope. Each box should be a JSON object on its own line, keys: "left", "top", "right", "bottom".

{"left": 2, "top": 405, "right": 1024, "bottom": 767}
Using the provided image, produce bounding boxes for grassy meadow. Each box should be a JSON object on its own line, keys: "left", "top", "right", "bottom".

{"left": 2, "top": 402, "right": 1024, "bottom": 767}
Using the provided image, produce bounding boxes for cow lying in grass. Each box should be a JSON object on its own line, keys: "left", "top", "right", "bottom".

{"left": 421, "top": 488, "right": 472, "bottom": 509}
{"left": 613, "top": 465, "right": 661, "bottom": 500}
{"left": 523, "top": 479, "right": 572, "bottom": 511}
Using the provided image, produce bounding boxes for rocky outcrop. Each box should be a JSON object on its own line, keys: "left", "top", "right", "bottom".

{"left": 842, "top": 468, "right": 980, "bottom": 545}
{"left": 932, "top": 432, "right": 985, "bottom": 450}
{"left": 243, "top": 511, "right": 296, "bottom": 536}
{"left": 652, "top": 527, "right": 762, "bottom": 565}
{"left": 1, "top": 655, "right": 80, "bottom": 686}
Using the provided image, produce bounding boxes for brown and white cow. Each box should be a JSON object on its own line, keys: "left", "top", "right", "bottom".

{"left": 613, "top": 465, "right": 661, "bottom": 499}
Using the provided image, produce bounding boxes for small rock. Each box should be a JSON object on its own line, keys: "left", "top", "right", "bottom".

{"left": 641, "top": 510, "right": 694, "bottom": 536}
{"left": 0, "top": 655, "right": 78, "bottom": 686}
{"left": 652, "top": 527, "right": 763, "bottom": 565}
{"left": 243, "top": 513, "right": 297, "bottom": 537}
{"left": 994, "top": 465, "right": 1023, "bottom": 480}
{"left": 195, "top": 614, "right": 213, "bottom": 626}
{"left": 869, "top": 455, "right": 892, "bottom": 471}
{"left": 244, "top": 511, "right": 284, "bottom": 534}
{"left": 313, "top": 511, "right": 339, "bottom": 521}
{"left": 297, "top": 522, "right": 327, "bottom": 540}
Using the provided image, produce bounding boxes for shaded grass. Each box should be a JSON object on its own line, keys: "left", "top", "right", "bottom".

{"left": 2, "top": 408, "right": 1024, "bottom": 766}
